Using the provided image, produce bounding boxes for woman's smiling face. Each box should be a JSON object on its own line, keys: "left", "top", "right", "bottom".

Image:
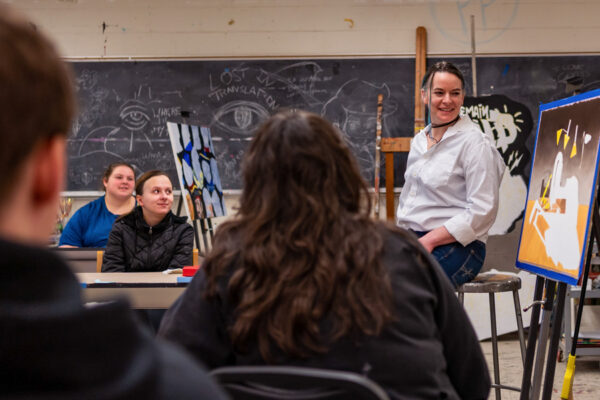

{"left": 423, "top": 71, "right": 465, "bottom": 126}
{"left": 137, "top": 175, "right": 173, "bottom": 218}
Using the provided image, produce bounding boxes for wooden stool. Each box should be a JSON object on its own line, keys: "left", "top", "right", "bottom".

{"left": 457, "top": 272, "right": 526, "bottom": 400}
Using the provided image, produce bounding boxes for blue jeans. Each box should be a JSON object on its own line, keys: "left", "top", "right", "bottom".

{"left": 412, "top": 231, "right": 486, "bottom": 288}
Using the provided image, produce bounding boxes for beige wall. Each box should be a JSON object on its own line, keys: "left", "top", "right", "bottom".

{"left": 7, "top": 0, "right": 600, "bottom": 59}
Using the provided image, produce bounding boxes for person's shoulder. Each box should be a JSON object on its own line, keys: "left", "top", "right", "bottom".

{"left": 0, "top": 239, "right": 80, "bottom": 304}
{"left": 171, "top": 212, "right": 190, "bottom": 225}
{"left": 74, "top": 195, "right": 107, "bottom": 218}
{"left": 376, "top": 221, "right": 421, "bottom": 251}
{"left": 152, "top": 339, "right": 228, "bottom": 399}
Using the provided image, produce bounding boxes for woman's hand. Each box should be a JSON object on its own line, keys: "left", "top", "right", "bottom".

{"left": 418, "top": 226, "right": 456, "bottom": 253}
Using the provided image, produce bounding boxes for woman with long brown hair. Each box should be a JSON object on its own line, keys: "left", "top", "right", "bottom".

{"left": 159, "top": 111, "right": 490, "bottom": 399}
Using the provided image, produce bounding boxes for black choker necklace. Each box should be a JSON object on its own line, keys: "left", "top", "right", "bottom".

{"left": 431, "top": 115, "right": 460, "bottom": 129}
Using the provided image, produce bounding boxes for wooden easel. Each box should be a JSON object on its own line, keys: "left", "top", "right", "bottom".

{"left": 380, "top": 137, "right": 411, "bottom": 221}
{"left": 176, "top": 192, "right": 214, "bottom": 256}
{"left": 520, "top": 196, "right": 600, "bottom": 400}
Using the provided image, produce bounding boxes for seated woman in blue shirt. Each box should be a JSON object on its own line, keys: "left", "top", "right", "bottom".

{"left": 59, "top": 162, "right": 136, "bottom": 248}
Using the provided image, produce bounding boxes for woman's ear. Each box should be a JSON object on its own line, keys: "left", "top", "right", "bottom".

{"left": 136, "top": 194, "right": 143, "bottom": 207}
{"left": 31, "top": 136, "right": 66, "bottom": 206}
{"left": 421, "top": 88, "right": 429, "bottom": 106}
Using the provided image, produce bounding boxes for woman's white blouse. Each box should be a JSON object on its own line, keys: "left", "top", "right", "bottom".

{"left": 396, "top": 115, "right": 505, "bottom": 246}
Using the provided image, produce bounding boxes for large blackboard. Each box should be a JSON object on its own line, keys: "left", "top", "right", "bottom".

{"left": 68, "top": 55, "right": 600, "bottom": 191}
{"left": 68, "top": 59, "right": 413, "bottom": 191}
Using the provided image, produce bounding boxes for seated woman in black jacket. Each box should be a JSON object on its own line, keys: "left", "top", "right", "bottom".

{"left": 102, "top": 170, "right": 194, "bottom": 272}
{"left": 158, "top": 111, "right": 491, "bottom": 400}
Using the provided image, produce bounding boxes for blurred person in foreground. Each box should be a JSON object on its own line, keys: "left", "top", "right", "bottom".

{"left": 0, "top": 4, "right": 226, "bottom": 399}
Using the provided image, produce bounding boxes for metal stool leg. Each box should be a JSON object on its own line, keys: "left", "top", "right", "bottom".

{"left": 512, "top": 288, "right": 526, "bottom": 365}
{"left": 489, "top": 292, "right": 502, "bottom": 400}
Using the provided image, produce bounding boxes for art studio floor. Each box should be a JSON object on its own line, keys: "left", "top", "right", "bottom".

{"left": 481, "top": 333, "right": 600, "bottom": 399}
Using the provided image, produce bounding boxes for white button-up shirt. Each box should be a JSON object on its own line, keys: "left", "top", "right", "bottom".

{"left": 396, "top": 115, "right": 505, "bottom": 246}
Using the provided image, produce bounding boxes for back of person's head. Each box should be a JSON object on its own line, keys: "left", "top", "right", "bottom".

{"left": 205, "top": 110, "right": 393, "bottom": 361}
{"left": 421, "top": 61, "right": 465, "bottom": 90}
{"left": 240, "top": 109, "right": 368, "bottom": 223}
{"left": 0, "top": 5, "right": 74, "bottom": 200}
{"left": 0, "top": 5, "right": 75, "bottom": 243}
{"left": 135, "top": 170, "right": 170, "bottom": 195}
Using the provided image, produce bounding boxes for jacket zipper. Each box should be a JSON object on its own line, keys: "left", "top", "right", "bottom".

{"left": 147, "top": 226, "right": 153, "bottom": 269}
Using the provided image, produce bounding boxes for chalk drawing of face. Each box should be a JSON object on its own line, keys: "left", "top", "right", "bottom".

{"left": 322, "top": 79, "right": 398, "bottom": 181}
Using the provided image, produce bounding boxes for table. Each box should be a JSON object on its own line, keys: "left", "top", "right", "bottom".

{"left": 77, "top": 272, "right": 189, "bottom": 309}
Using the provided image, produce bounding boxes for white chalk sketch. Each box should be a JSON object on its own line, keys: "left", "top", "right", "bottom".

{"left": 430, "top": 1, "right": 520, "bottom": 45}
{"left": 69, "top": 61, "right": 405, "bottom": 190}
{"left": 322, "top": 79, "right": 398, "bottom": 177}
{"left": 212, "top": 100, "right": 270, "bottom": 135}
{"left": 70, "top": 79, "right": 182, "bottom": 188}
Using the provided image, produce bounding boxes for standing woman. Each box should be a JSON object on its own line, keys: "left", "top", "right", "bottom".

{"left": 59, "top": 162, "right": 136, "bottom": 248}
{"left": 102, "top": 170, "right": 194, "bottom": 272}
{"left": 396, "top": 61, "right": 504, "bottom": 287}
{"left": 159, "top": 111, "right": 490, "bottom": 399}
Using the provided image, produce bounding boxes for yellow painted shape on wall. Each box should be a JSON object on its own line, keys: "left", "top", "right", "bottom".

{"left": 563, "top": 134, "right": 570, "bottom": 149}
{"left": 571, "top": 142, "right": 577, "bottom": 158}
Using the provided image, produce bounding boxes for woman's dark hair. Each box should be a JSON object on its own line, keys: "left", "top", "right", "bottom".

{"left": 204, "top": 110, "right": 394, "bottom": 361}
{"left": 101, "top": 162, "right": 135, "bottom": 191}
{"left": 135, "top": 169, "right": 170, "bottom": 195}
{"left": 421, "top": 61, "right": 465, "bottom": 90}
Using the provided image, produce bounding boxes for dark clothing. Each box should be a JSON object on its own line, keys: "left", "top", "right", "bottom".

{"left": 158, "top": 225, "right": 491, "bottom": 400}
{"left": 102, "top": 207, "right": 194, "bottom": 272}
{"left": 0, "top": 238, "right": 227, "bottom": 400}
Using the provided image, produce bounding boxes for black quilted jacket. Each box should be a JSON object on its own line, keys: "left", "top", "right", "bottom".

{"left": 102, "top": 207, "right": 194, "bottom": 272}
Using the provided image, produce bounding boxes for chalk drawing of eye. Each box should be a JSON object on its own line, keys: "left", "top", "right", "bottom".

{"left": 212, "top": 100, "right": 269, "bottom": 135}
{"left": 120, "top": 100, "right": 150, "bottom": 131}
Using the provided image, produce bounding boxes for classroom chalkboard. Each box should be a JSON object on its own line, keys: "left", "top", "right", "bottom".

{"left": 68, "top": 55, "right": 600, "bottom": 191}
{"left": 68, "top": 59, "right": 413, "bottom": 191}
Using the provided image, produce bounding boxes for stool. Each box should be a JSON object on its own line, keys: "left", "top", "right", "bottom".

{"left": 457, "top": 272, "right": 527, "bottom": 400}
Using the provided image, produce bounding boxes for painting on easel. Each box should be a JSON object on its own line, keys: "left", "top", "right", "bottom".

{"left": 517, "top": 89, "right": 600, "bottom": 285}
{"left": 167, "top": 122, "right": 227, "bottom": 220}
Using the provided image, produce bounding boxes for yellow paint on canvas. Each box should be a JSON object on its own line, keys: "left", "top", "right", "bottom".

{"left": 556, "top": 129, "right": 562, "bottom": 145}
{"left": 518, "top": 200, "right": 588, "bottom": 280}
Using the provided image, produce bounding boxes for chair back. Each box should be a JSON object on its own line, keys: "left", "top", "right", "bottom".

{"left": 380, "top": 137, "right": 411, "bottom": 221}
{"left": 52, "top": 248, "right": 103, "bottom": 273}
{"left": 210, "top": 366, "right": 390, "bottom": 400}
{"left": 96, "top": 250, "right": 104, "bottom": 272}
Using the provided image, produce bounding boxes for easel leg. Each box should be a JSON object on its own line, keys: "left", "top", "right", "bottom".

{"left": 541, "top": 282, "right": 567, "bottom": 400}
{"left": 531, "top": 280, "right": 557, "bottom": 400}
{"left": 520, "top": 276, "right": 545, "bottom": 400}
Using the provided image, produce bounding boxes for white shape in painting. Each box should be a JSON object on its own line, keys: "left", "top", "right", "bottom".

{"left": 211, "top": 158, "right": 223, "bottom": 192}
{"left": 530, "top": 152, "right": 580, "bottom": 270}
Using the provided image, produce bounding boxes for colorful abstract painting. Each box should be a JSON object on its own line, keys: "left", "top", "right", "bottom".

{"left": 517, "top": 89, "right": 600, "bottom": 285}
{"left": 167, "top": 122, "right": 226, "bottom": 219}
